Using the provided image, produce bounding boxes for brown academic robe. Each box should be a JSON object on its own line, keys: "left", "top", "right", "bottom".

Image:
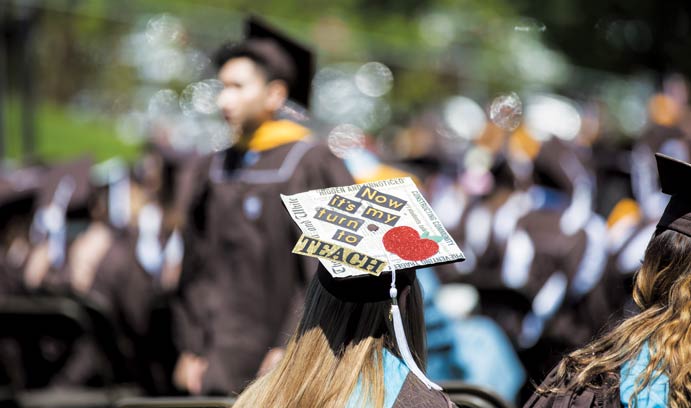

{"left": 392, "top": 375, "right": 456, "bottom": 408}
{"left": 18, "top": 228, "right": 166, "bottom": 390}
{"left": 436, "top": 187, "right": 517, "bottom": 290}
{"left": 89, "top": 231, "right": 180, "bottom": 393}
{"left": 523, "top": 365, "right": 620, "bottom": 408}
{"left": 487, "top": 209, "right": 589, "bottom": 350}
{"left": 490, "top": 208, "right": 595, "bottom": 404}
{"left": 174, "top": 139, "right": 354, "bottom": 394}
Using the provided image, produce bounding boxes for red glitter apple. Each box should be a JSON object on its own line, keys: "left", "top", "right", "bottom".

{"left": 382, "top": 226, "right": 440, "bottom": 261}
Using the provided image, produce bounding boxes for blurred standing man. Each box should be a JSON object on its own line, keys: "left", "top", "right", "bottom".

{"left": 172, "top": 16, "right": 353, "bottom": 395}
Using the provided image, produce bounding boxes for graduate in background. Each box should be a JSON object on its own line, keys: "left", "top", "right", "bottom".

{"left": 172, "top": 16, "right": 353, "bottom": 395}
{"left": 525, "top": 153, "right": 691, "bottom": 408}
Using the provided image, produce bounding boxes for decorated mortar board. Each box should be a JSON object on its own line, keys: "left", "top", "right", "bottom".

{"left": 281, "top": 177, "right": 465, "bottom": 390}
{"left": 656, "top": 153, "right": 691, "bottom": 236}
{"left": 213, "top": 15, "right": 314, "bottom": 108}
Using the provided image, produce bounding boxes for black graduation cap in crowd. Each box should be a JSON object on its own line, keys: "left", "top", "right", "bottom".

{"left": 37, "top": 157, "right": 94, "bottom": 216}
{"left": 0, "top": 167, "right": 43, "bottom": 230}
{"left": 656, "top": 153, "right": 691, "bottom": 236}
{"left": 214, "top": 15, "right": 315, "bottom": 108}
{"left": 532, "top": 138, "right": 583, "bottom": 195}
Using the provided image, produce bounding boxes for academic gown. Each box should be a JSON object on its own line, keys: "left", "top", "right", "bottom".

{"left": 15, "top": 227, "right": 164, "bottom": 390}
{"left": 173, "top": 122, "right": 354, "bottom": 394}
{"left": 346, "top": 349, "right": 455, "bottom": 408}
{"left": 89, "top": 230, "right": 170, "bottom": 390}
{"left": 498, "top": 205, "right": 606, "bottom": 403}
{"left": 522, "top": 364, "right": 620, "bottom": 408}
{"left": 391, "top": 375, "right": 455, "bottom": 408}
{"left": 524, "top": 343, "right": 669, "bottom": 408}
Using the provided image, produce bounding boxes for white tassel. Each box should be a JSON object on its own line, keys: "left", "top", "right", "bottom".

{"left": 386, "top": 259, "right": 442, "bottom": 391}
{"left": 391, "top": 302, "right": 442, "bottom": 391}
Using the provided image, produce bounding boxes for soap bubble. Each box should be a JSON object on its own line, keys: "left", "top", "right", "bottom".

{"left": 327, "top": 124, "right": 365, "bottom": 158}
{"left": 147, "top": 89, "right": 179, "bottom": 118}
{"left": 514, "top": 17, "right": 547, "bottom": 33}
{"left": 181, "top": 49, "right": 212, "bottom": 82}
{"left": 180, "top": 79, "right": 224, "bottom": 116}
{"left": 140, "top": 48, "right": 185, "bottom": 83}
{"left": 355, "top": 62, "right": 393, "bottom": 97}
{"left": 204, "top": 119, "right": 233, "bottom": 152}
{"left": 145, "top": 14, "right": 185, "bottom": 46}
{"left": 489, "top": 92, "right": 523, "bottom": 131}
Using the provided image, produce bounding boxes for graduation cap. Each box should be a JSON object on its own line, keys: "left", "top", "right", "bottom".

{"left": 0, "top": 167, "right": 43, "bottom": 231}
{"left": 281, "top": 177, "right": 464, "bottom": 390}
{"left": 213, "top": 15, "right": 314, "bottom": 108}
{"left": 656, "top": 153, "right": 691, "bottom": 236}
{"left": 36, "top": 157, "right": 93, "bottom": 215}
{"left": 531, "top": 138, "right": 591, "bottom": 195}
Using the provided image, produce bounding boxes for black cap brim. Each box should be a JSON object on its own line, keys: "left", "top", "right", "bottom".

{"left": 656, "top": 153, "right": 691, "bottom": 236}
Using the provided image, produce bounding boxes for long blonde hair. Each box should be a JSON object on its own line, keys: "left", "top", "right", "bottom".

{"left": 233, "top": 274, "right": 426, "bottom": 408}
{"left": 551, "top": 229, "right": 691, "bottom": 407}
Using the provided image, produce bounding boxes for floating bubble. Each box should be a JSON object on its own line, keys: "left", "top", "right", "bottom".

{"left": 205, "top": 119, "right": 233, "bottom": 152}
{"left": 355, "top": 62, "right": 393, "bottom": 97}
{"left": 167, "top": 117, "right": 202, "bottom": 151}
{"left": 145, "top": 14, "right": 185, "bottom": 46}
{"left": 443, "top": 96, "right": 487, "bottom": 141}
{"left": 314, "top": 70, "right": 360, "bottom": 117}
{"left": 180, "top": 49, "right": 212, "bottom": 82}
{"left": 358, "top": 99, "right": 391, "bottom": 131}
{"left": 313, "top": 65, "right": 390, "bottom": 131}
{"left": 194, "top": 79, "right": 224, "bottom": 114}
{"left": 514, "top": 17, "right": 546, "bottom": 33}
{"left": 147, "top": 89, "right": 179, "bottom": 118}
{"left": 489, "top": 92, "right": 523, "bottom": 131}
{"left": 179, "top": 86, "right": 196, "bottom": 116}
{"left": 327, "top": 124, "right": 366, "bottom": 158}
{"left": 180, "top": 79, "right": 224, "bottom": 116}
{"left": 140, "top": 47, "right": 186, "bottom": 83}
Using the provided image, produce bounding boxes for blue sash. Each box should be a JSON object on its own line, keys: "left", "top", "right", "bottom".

{"left": 346, "top": 349, "right": 409, "bottom": 408}
{"left": 620, "top": 343, "right": 669, "bottom": 407}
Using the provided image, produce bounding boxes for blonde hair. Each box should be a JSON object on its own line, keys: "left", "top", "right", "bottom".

{"left": 550, "top": 229, "right": 691, "bottom": 407}
{"left": 233, "top": 274, "right": 426, "bottom": 408}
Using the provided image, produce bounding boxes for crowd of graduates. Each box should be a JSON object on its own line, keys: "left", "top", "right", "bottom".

{"left": 2, "top": 14, "right": 691, "bottom": 408}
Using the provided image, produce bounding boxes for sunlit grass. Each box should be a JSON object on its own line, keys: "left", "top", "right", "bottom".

{"left": 4, "top": 98, "right": 141, "bottom": 165}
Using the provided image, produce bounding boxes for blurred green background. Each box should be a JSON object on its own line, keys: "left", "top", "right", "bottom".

{"left": 2, "top": 0, "right": 690, "bottom": 164}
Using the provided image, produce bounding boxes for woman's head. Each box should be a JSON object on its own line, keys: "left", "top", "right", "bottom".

{"left": 633, "top": 228, "right": 691, "bottom": 311}
{"left": 549, "top": 228, "right": 691, "bottom": 407}
{"left": 233, "top": 271, "right": 426, "bottom": 408}
{"left": 297, "top": 268, "right": 426, "bottom": 367}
